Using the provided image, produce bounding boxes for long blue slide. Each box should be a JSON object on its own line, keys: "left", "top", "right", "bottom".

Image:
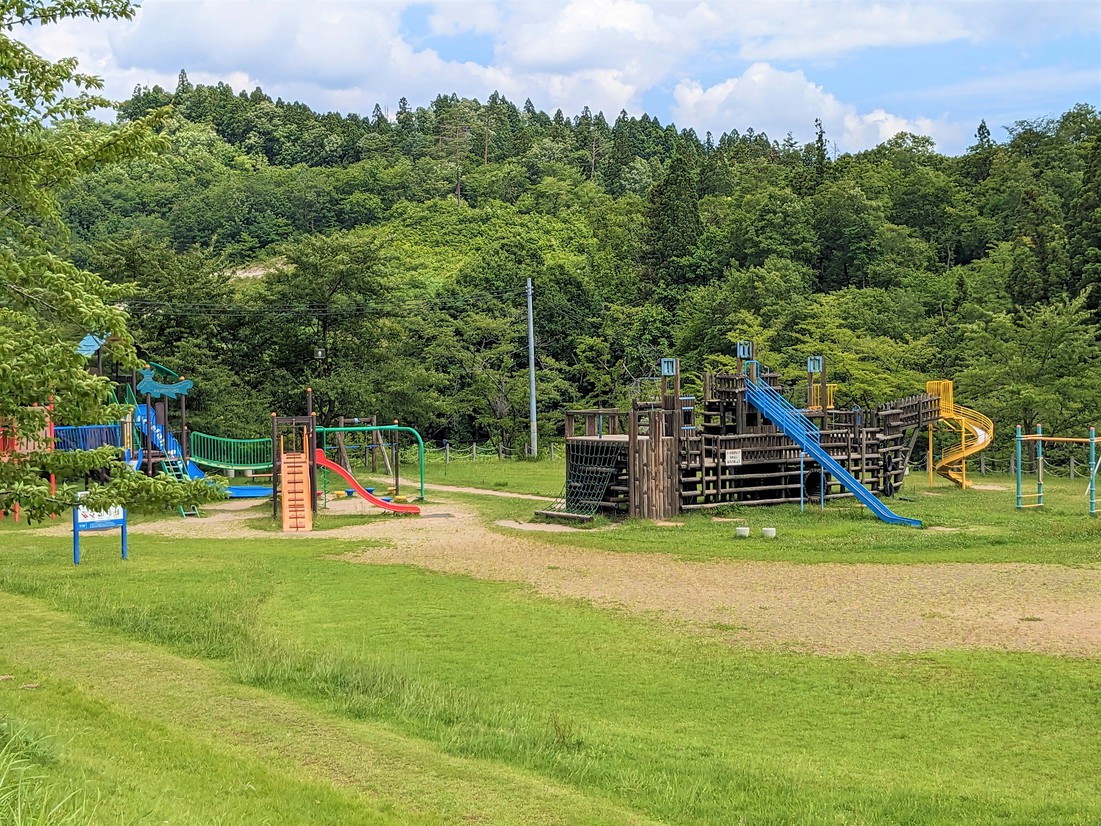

{"left": 134, "top": 405, "right": 271, "bottom": 498}
{"left": 744, "top": 375, "right": 922, "bottom": 527}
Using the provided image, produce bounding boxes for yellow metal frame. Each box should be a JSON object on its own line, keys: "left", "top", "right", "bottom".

{"left": 808, "top": 382, "right": 837, "bottom": 411}
{"left": 926, "top": 380, "right": 993, "bottom": 489}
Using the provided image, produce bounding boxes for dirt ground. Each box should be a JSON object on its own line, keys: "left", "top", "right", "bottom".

{"left": 51, "top": 496, "right": 1101, "bottom": 657}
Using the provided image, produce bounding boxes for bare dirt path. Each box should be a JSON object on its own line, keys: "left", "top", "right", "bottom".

{"left": 336, "top": 509, "right": 1101, "bottom": 657}
{"left": 46, "top": 498, "right": 1101, "bottom": 657}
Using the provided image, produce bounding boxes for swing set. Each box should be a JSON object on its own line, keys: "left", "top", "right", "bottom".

{"left": 1015, "top": 424, "right": 1098, "bottom": 515}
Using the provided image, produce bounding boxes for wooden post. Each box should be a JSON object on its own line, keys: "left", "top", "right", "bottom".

{"left": 980, "top": 453, "right": 986, "bottom": 475}
{"left": 628, "top": 405, "right": 638, "bottom": 517}
{"left": 370, "top": 414, "right": 378, "bottom": 473}
{"left": 337, "top": 415, "right": 350, "bottom": 470}
{"left": 271, "top": 413, "right": 278, "bottom": 521}
{"left": 1070, "top": 455, "right": 1076, "bottom": 479}
{"left": 473, "top": 442, "right": 477, "bottom": 462}
{"left": 859, "top": 428, "right": 867, "bottom": 484}
{"left": 673, "top": 365, "right": 682, "bottom": 516}
{"left": 393, "top": 419, "right": 399, "bottom": 496}
{"left": 310, "top": 413, "right": 318, "bottom": 513}
{"left": 445, "top": 442, "right": 450, "bottom": 464}
{"left": 1010, "top": 454, "right": 1016, "bottom": 476}
{"left": 927, "top": 424, "right": 933, "bottom": 488}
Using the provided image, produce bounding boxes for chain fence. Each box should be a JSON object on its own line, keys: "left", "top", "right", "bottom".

{"left": 908, "top": 452, "right": 1100, "bottom": 480}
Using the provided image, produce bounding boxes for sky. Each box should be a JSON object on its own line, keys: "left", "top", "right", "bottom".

{"left": 22, "top": 0, "right": 1101, "bottom": 156}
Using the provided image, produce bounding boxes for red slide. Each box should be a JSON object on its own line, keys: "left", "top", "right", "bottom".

{"left": 314, "top": 450, "right": 421, "bottom": 514}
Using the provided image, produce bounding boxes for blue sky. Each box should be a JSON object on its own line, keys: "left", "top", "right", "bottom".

{"left": 24, "top": 0, "right": 1101, "bottom": 155}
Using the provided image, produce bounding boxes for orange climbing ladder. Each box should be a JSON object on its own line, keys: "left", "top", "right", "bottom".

{"left": 280, "top": 437, "right": 313, "bottom": 532}
{"left": 926, "top": 380, "right": 993, "bottom": 489}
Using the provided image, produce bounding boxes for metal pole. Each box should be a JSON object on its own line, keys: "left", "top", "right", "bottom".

{"left": 1015, "top": 425, "right": 1022, "bottom": 509}
{"left": 272, "top": 413, "right": 278, "bottom": 521}
{"left": 1036, "top": 423, "right": 1044, "bottom": 507}
{"left": 1091, "top": 427, "right": 1097, "bottom": 516}
{"left": 526, "top": 276, "right": 538, "bottom": 457}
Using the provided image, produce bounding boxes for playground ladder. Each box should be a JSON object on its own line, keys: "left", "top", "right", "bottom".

{"left": 160, "top": 459, "right": 200, "bottom": 517}
{"left": 281, "top": 451, "right": 312, "bottom": 532}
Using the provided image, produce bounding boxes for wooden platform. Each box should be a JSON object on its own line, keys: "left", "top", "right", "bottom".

{"left": 560, "top": 370, "right": 938, "bottom": 518}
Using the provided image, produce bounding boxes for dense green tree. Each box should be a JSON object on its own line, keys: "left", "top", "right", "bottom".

{"left": 958, "top": 296, "right": 1101, "bottom": 441}
{"left": 1005, "top": 186, "right": 1071, "bottom": 307}
{"left": 1068, "top": 135, "right": 1101, "bottom": 304}
{"left": 643, "top": 146, "right": 701, "bottom": 292}
{"left": 812, "top": 181, "right": 883, "bottom": 290}
{"left": 36, "top": 67, "right": 1098, "bottom": 464}
{"left": 0, "top": 0, "right": 216, "bottom": 519}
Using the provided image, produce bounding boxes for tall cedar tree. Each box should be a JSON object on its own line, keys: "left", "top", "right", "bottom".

{"left": 644, "top": 148, "right": 702, "bottom": 289}
{"left": 1069, "top": 136, "right": 1101, "bottom": 306}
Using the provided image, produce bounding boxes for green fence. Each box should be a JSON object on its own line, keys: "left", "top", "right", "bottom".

{"left": 189, "top": 432, "right": 273, "bottom": 470}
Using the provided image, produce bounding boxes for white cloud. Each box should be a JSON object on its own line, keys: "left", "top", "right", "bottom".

{"left": 674, "top": 63, "right": 961, "bottom": 153}
{"left": 915, "top": 67, "right": 1101, "bottom": 104}
{"left": 12, "top": 0, "right": 1098, "bottom": 154}
{"left": 427, "top": 0, "right": 502, "bottom": 35}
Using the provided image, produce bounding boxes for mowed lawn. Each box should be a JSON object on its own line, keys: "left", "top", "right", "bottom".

{"left": 1, "top": 472, "right": 1099, "bottom": 824}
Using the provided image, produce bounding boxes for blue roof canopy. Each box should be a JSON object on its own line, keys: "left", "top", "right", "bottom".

{"left": 76, "top": 334, "right": 107, "bottom": 357}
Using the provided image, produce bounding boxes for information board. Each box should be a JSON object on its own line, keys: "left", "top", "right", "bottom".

{"left": 73, "top": 493, "right": 127, "bottom": 565}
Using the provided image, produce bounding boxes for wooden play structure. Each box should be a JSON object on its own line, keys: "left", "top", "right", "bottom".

{"left": 541, "top": 344, "right": 991, "bottom": 527}
{"left": 272, "top": 399, "right": 421, "bottom": 532}
{"left": 273, "top": 415, "right": 316, "bottom": 532}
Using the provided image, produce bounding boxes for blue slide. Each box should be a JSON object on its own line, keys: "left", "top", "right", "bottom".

{"left": 134, "top": 405, "right": 271, "bottom": 498}
{"left": 744, "top": 376, "right": 922, "bottom": 527}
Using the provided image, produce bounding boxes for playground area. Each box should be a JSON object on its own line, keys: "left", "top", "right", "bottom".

{"left": 2, "top": 460, "right": 1100, "bottom": 824}
{"left": 3, "top": 342, "right": 1100, "bottom": 824}
{"left": 25, "top": 470, "right": 1101, "bottom": 657}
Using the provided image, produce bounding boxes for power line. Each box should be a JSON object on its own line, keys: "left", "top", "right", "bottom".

{"left": 121, "top": 286, "right": 528, "bottom": 318}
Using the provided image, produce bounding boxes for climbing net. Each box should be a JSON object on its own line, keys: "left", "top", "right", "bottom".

{"left": 544, "top": 440, "right": 626, "bottom": 517}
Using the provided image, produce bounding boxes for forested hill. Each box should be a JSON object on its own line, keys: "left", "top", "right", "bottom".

{"left": 61, "top": 74, "right": 1101, "bottom": 453}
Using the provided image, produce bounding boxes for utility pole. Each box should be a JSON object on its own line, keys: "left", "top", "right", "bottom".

{"left": 526, "top": 277, "right": 538, "bottom": 457}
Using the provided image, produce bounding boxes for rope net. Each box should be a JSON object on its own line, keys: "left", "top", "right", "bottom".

{"left": 544, "top": 440, "right": 626, "bottom": 517}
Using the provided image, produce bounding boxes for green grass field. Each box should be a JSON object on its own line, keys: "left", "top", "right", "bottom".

{"left": 1, "top": 466, "right": 1099, "bottom": 824}
{"left": 379, "top": 463, "right": 1101, "bottom": 566}
{"left": 403, "top": 455, "right": 565, "bottom": 497}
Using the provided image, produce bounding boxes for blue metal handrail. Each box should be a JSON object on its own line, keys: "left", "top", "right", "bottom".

{"left": 744, "top": 368, "right": 820, "bottom": 444}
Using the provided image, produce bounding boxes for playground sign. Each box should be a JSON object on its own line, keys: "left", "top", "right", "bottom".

{"left": 72, "top": 492, "right": 127, "bottom": 565}
{"left": 661, "top": 358, "right": 678, "bottom": 377}
{"left": 723, "top": 449, "right": 743, "bottom": 466}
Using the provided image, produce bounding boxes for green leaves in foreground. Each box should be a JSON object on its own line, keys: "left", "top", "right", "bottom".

{"left": 0, "top": 1, "right": 216, "bottom": 521}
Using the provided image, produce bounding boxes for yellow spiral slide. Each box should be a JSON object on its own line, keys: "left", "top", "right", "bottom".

{"left": 926, "top": 381, "right": 993, "bottom": 489}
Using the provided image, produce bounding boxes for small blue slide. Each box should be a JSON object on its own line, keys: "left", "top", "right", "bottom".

{"left": 134, "top": 405, "right": 271, "bottom": 498}
{"left": 744, "top": 375, "right": 921, "bottom": 527}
